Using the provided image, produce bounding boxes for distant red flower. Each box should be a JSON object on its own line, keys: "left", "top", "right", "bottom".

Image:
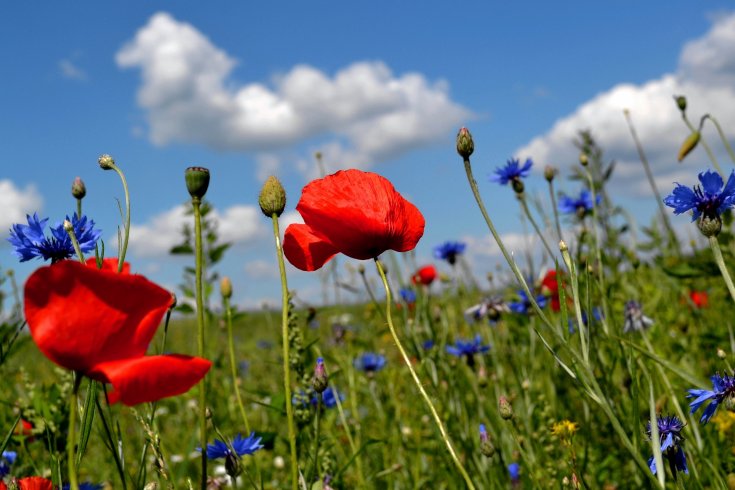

{"left": 540, "top": 270, "right": 561, "bottom": 312}
{"left": 412, "top": 265, "right": 437, "bottom": 286}
{"left": 0, "top": 477, "right": 54, "bottom": 490}
{"left": 24, "top": 260, "right": 211, "bottom": 405}
{"left": 283, "top": 169, "right": 425, "bottom": 271}
{"left": 689, "top": 290, "right": 708, "bottom": 308}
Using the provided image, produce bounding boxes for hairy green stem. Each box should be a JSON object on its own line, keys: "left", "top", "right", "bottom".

{"left": 309, "top": 394, "right": 322, "bottom": 484}
{"left": 110, "top": 163, "right": 131, "bottom": 273}
{"left": 271, "top": 213, "right": 299, "bottom": 490}
{"left": 375, "top": 259, "right": 476, "bottom": 489}
{"left": 64, "top": 225, "right": 86, "bottom": 264}
{"left": 548, "top": 180, "right": 564, "bottom": 243}
{"left": 224, "top": 296, "right": 251, "bottom": 434}
{"left": 76, "top": 199, "right": 82, "bottom": 221}
{"left": 193, "top": 198, "right": 208, "bottom": 490}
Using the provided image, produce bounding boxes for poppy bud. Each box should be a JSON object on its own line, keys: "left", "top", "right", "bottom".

{"left": 675, "top": 95, "right": 687, "bottom": 112}
{"left": 71, "top": 177, "right": 86, "bottom": 199}
{"left": 677, "top": 131, "right": 700, "bottom": 162}
{"left": 698, "top": 215, "right": 721, "bottom": 237}
{"left": 220, "top": 277, "right": 233, "bottom": 299}
{"left": 259, "top": 176, "right": 287, "bottom": 217}
{"left": 185, "top": 167, "right": 210, "bottom": 200}
{"left": 312, "top": 357, "right": 328, "bottom": 393}
{"left": 544, "top": 165, "right": 557, "bottom": 182}
{"left": 499, "top": 395, "right": 513, "bottom": 420}
{"left": 456, "top": 127, "right": 474, "bottom": 159}
{"left": 98, "top": 154, "right": 115, "bottom": 170}
{"left": 579, "top": 153, "right": 588, "bottom": 166}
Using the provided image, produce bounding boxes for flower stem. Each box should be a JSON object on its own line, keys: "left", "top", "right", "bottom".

{"left": 374, "top": 258, "right": 476, "bottom": 490}
{"left": 709, "top": 235, "right": 735, "bottom": 305}
{"left": 76, "top": 199, "right": 82, "bottom": 221}
{"left": 309, "top": 393, "right": 322, "bottom": 484}
{"left": 64, "top": 225, "right": 86, "bottom": 264}
{"left": 518, "top": 193, "right": 555, "bottom": 261}
{"left": 271, "top": 212, "right": 299, "bottom": 490}
{"left": 547, "top": 180, "right": 564, "bottom": 243}
{"left": 109, "top": 163, "right": 131, "bottom": 274}
{"left": 682, "top": 113, "right": 723, "bottom": 176}
{"left": 704, "top": 114, "right": 735, "bottom": 165}
{"left": 67, "top": 374, "right": 82, "bottom": 490}
{"left": 224, "top": 296, "right": 251, "bottom": 434}
{"left": 192, "top": 198, "right": 208, "bottom": 490}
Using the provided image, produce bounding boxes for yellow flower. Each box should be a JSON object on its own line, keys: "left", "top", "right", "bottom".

{"left": 712, "top": 410, "right": 735, "bottom": 435}
{"left": 551, "top": 420, "right": 579, "bottom": 445}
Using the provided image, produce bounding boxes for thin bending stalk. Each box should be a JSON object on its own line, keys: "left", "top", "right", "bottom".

{"left": 704, "top": 115, "right": 735, "bottom": 165}
{"left": 548, "top": 180, "right": 564, "bottom": 243}
{"left": 375, "top": 259, "right": 476, "bottom": 490}
{"left": 623, "top": 110, "right": 679, "bottom": 253}
{"left": 193, "top": 199, "right": 208, "bottom": 490}
{"left": 682, "top": 114, "right": 723, "bottom": 176}
{"left": 110, "top": 163, "right": 131, "bottom": 273}
{"left": 709, "top": 235, "right": 735, "bottom": 305}
{"left": 271, "top": 213, "right": 299, "bottom": 490}
{"left": 224, "top": 296, "right": 252, "bottom": 435}
{"left": 518, "top": 194, "right": 555, "bottom": 261}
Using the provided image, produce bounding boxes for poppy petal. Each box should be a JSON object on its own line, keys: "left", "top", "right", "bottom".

{"left": 17, "top": 477, "right": 55, "bottom": 490}
{"left": 24, "top": 260, "right": 173, "bottom": 372}
{"left": 89, "top": 355, "right": 212, "bottom": 406}
{"left": 283, "top": 223, "right": 339, "bottom": 271}
{"left": 85, "top": 256, "right": 131, "bottom": 274}
{"left": 296, "top": 169, "right": 424, "bottom": 260}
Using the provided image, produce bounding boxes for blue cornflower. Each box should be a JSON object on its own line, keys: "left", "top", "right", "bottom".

{"left": 623, "top": 300, "right": 653, "bottom": 333}
{"left": 0, "top": 450, "right": 17, "bottom": 477}
{"left": 568, "top": 307, "right": 603, "bottom": 334}
{"left": 687, "top": 372, "right": 735, "bottom": 424}
{"left": 202, "top": 433, "right": 264, "bottom": 460}
{"left": 558, "top": 190, "right": 600, "bottom": 217}
{"left": 313, "top": 387, "right": 345, "bottom": 408}
{"left": 646, "top": 415, "right": 688, "bottom": 477}
{"left": 399, "top": 288, "right": 417, "bottom": 304}
{"left": 509, "top": 290, "right": 547, "bottom": 314}
{"left": 446, "top": 335, "right": 490, "bottom": 358}
{"left": 508, "top": 462, "right": 521, "bottom": 482}
{"left": 433, "top": 241, "right": 466, "bottom": 265}
{"left": 8, "top": 212, "right": 101, "bottom": 263}
{"left": 354, "top": 353, "right": 386, "bottom": 373}
{"left": 464, "top": 297, "right": 509, "bottom": 324}
{"left": 490, "top": 158, "right": 533, "bottom": 186}
{"left": 63, "top": 483, "right": 103, "bottom": 490}
{"left": 422, "top": 339, "right": 435, "bottom": 350}
{"left": 664, "top": 169, "right": 735, "bottom": 221}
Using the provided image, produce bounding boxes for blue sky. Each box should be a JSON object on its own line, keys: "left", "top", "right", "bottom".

{"left": 2, "top": 2, "right": 735, "bottom": 308}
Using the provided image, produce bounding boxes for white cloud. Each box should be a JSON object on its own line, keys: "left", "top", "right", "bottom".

{"left": 117, "top": 12, "right": 471, "bottom": 172}
{"left": 244, "top": 259, "right": 277, "bottom": 280}
{"left": 0, "top": 180, "right": 43, "bottom": 238}
{"left": 127, "top": 204, "right": 267, "bottom": 257}
{"left": 59, "top": 59, "right": 87, "bottom": 81}
{"left": 516, "top": 13, "right": 735, "bottom": 198}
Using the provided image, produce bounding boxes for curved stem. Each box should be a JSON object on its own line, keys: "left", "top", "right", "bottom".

{"left": 518, "top": 194, "right": 555, "bottom": 261}
{"left": 709, "top": 235, "right": 735, "bottom": 305}
{"left": 548, "top": 180, "right": 564, "bottom": 243}
{"left": 67, "top": 374, "right": 82, "bottom": 490}
{"left": 704, "top": 114, "right": 735, "bottom": 165}
{"left": 682, "top": 114, "right": 723, "bottom": 176}
{"left": 110, "top": 163, "right": 131, "bottom": 274}
{"left": 271, "top": 213, "right": 299, "bottom": 490}
{"left": 375, "top": 259, "right": 476, "bottom": 489}
{"left": 193, "top": 199, "right": 208, "bottom": 490}
{"left": 224, "top": 296, "right": 251, "bottom": 434}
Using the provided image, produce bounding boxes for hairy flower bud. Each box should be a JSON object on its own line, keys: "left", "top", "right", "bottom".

{"left": 456, "top": 127, "right": 474, "bottom": 159}
{"left": 499, "top": 395, "right": 513, "bottom": 420}
{"left": 63, "top": 220, "right": 73, "bottom": 233}
{"left": 98, "top": 154, "right": 115, "bottom": 170}
{"left": 312, "top": 357, "right": 329, "bottom": 394}
{"left": 185, "top": 167, "right": 210, "bottom": 200}
{"left": 259, "top": 176, "right": 287, "bottom": 217}
{"left": 579, "top": 153, "right": 589, "bottom": 167}
{"left": 544, "top": 165, "right": 557, "bottom": 182}
{"left": 698, "top": 215, "right": 722, "bottom": 237}
{"left": 71, "top": 177, "right": 86, "bottom": 199}
{"left": 479, "top": 424, "right": 495, "bottom": 457}
{"left": 677, "top": 131, "right": 701, "bottom": 162}
{"left": 220, "top": 277, "right": 233, "bottom": 299}
{"left": 511, "top": 179, "right": 525, "bottom": 194}
{"left": 675, "top": 95, "right": 687, "bottom": 112}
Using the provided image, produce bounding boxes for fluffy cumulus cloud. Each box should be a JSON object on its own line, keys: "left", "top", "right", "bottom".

{"left": 516, "top": 12, "right": 735, "bottom": 197}
{"left": 127, "top": 204, "right": 266, "bottom": 257}
{"left": 117, "top": 12, "right": 470, "bottom": 175}
{"left": 0, "top": 180, "right": 43, "bottom": 238}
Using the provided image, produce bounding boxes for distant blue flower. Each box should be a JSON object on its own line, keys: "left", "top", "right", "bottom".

{"left": 568, "top": 307, "right": 603, "bottom": 334}
{"left": 422, "top": 339, "right": 435, "bottom": 350}
{"left": 664, "top": 169, "right": 735, "bottom": 221}
{"left": 646, "top": 415, "right": 688, "bottom": 477}
{"left": 558, "top": 190, "right": 600, "bottom": 216}
{"left": 508, "top": 462, "right": 521, "bottom": 482}
{"left": 354, "top": 353, "right": 386, "bottom": 373}
{"left": 434, "top": 241, "right": 466, "bottom": 265}
{"left": 0, "top": 450, "right": 17, "bottom": 477}
{"left": 490, "top": 158, "right": 533, "bottom": 186}
{"left": 509, "top": 290, "right": 547, "bottom": 314}
{"left": 687, "top": 372, "right": 735, "bottom": 424}
{"left": 201, "top": 433, "right": 264, "bottom": 460}
{"left": 238, "top": 360, "right": 250, "bottom": 376}
{"left": 256, "top": 340, "right": 274, "bottom": 349}
{"left": 446, "top": 335, "right": 490, "bottom": 358}
{"left": 464, "top": 297, "right": 509, "bottom": 324}
{"left": 314, "top": 387, "right": 344, "bottom": 408}
{"left": 399, "top": 288, "right": 417, "bottom": 304}
{"left": 8, "top": 213, "right": 102, "bottom": 263}
{"left": 63, "top": 483, "right": 103, "bottom": 490}
{"left": 623, "top": 300, "right": 653, "bottom": 333}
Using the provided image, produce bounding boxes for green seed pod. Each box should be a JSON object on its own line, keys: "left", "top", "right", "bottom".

{"left": 259, "top": 176, "right": 287, "bottom": 217}
{"left": 456, "top": 127, "right": 474, "bottom": 159}
{"left": 675, "top": 95, "right": 687, "bottom": 112}
{"left": 98, "top": 154, "right": 115, "bottom": 170}
{"left": 185, "top": 166, "right": 210, "bottom": 200}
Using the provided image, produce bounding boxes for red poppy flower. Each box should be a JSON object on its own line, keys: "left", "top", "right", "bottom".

{"left": 24, "top": 260, "right": 211, "bottom": 405}
{"left": 412, "top": 265, "right": 437, "bottom": 286}
{"left": 85, "top": 256, "right": 130, "bottom": 274}
{"left": 540, "top": 270, "right": 561, "bottom": 312}
{"left": 283, "top": 169, "right": 425, "bottom": 271}
{"left": 0, "top": 477, "right": 54, "bottom": 490}
{"left": 689, "top": 290, "right": 708, "bottom": 308}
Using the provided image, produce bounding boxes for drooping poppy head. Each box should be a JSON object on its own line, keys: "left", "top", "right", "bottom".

{"left": 283, "top": 169, "right": 425, "bottom": 271}
{"left": 24, "top": 260, "right": 172, "bottom": 373}
{"left": 412, "top": 265, "right": 437, "bottom": 286}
